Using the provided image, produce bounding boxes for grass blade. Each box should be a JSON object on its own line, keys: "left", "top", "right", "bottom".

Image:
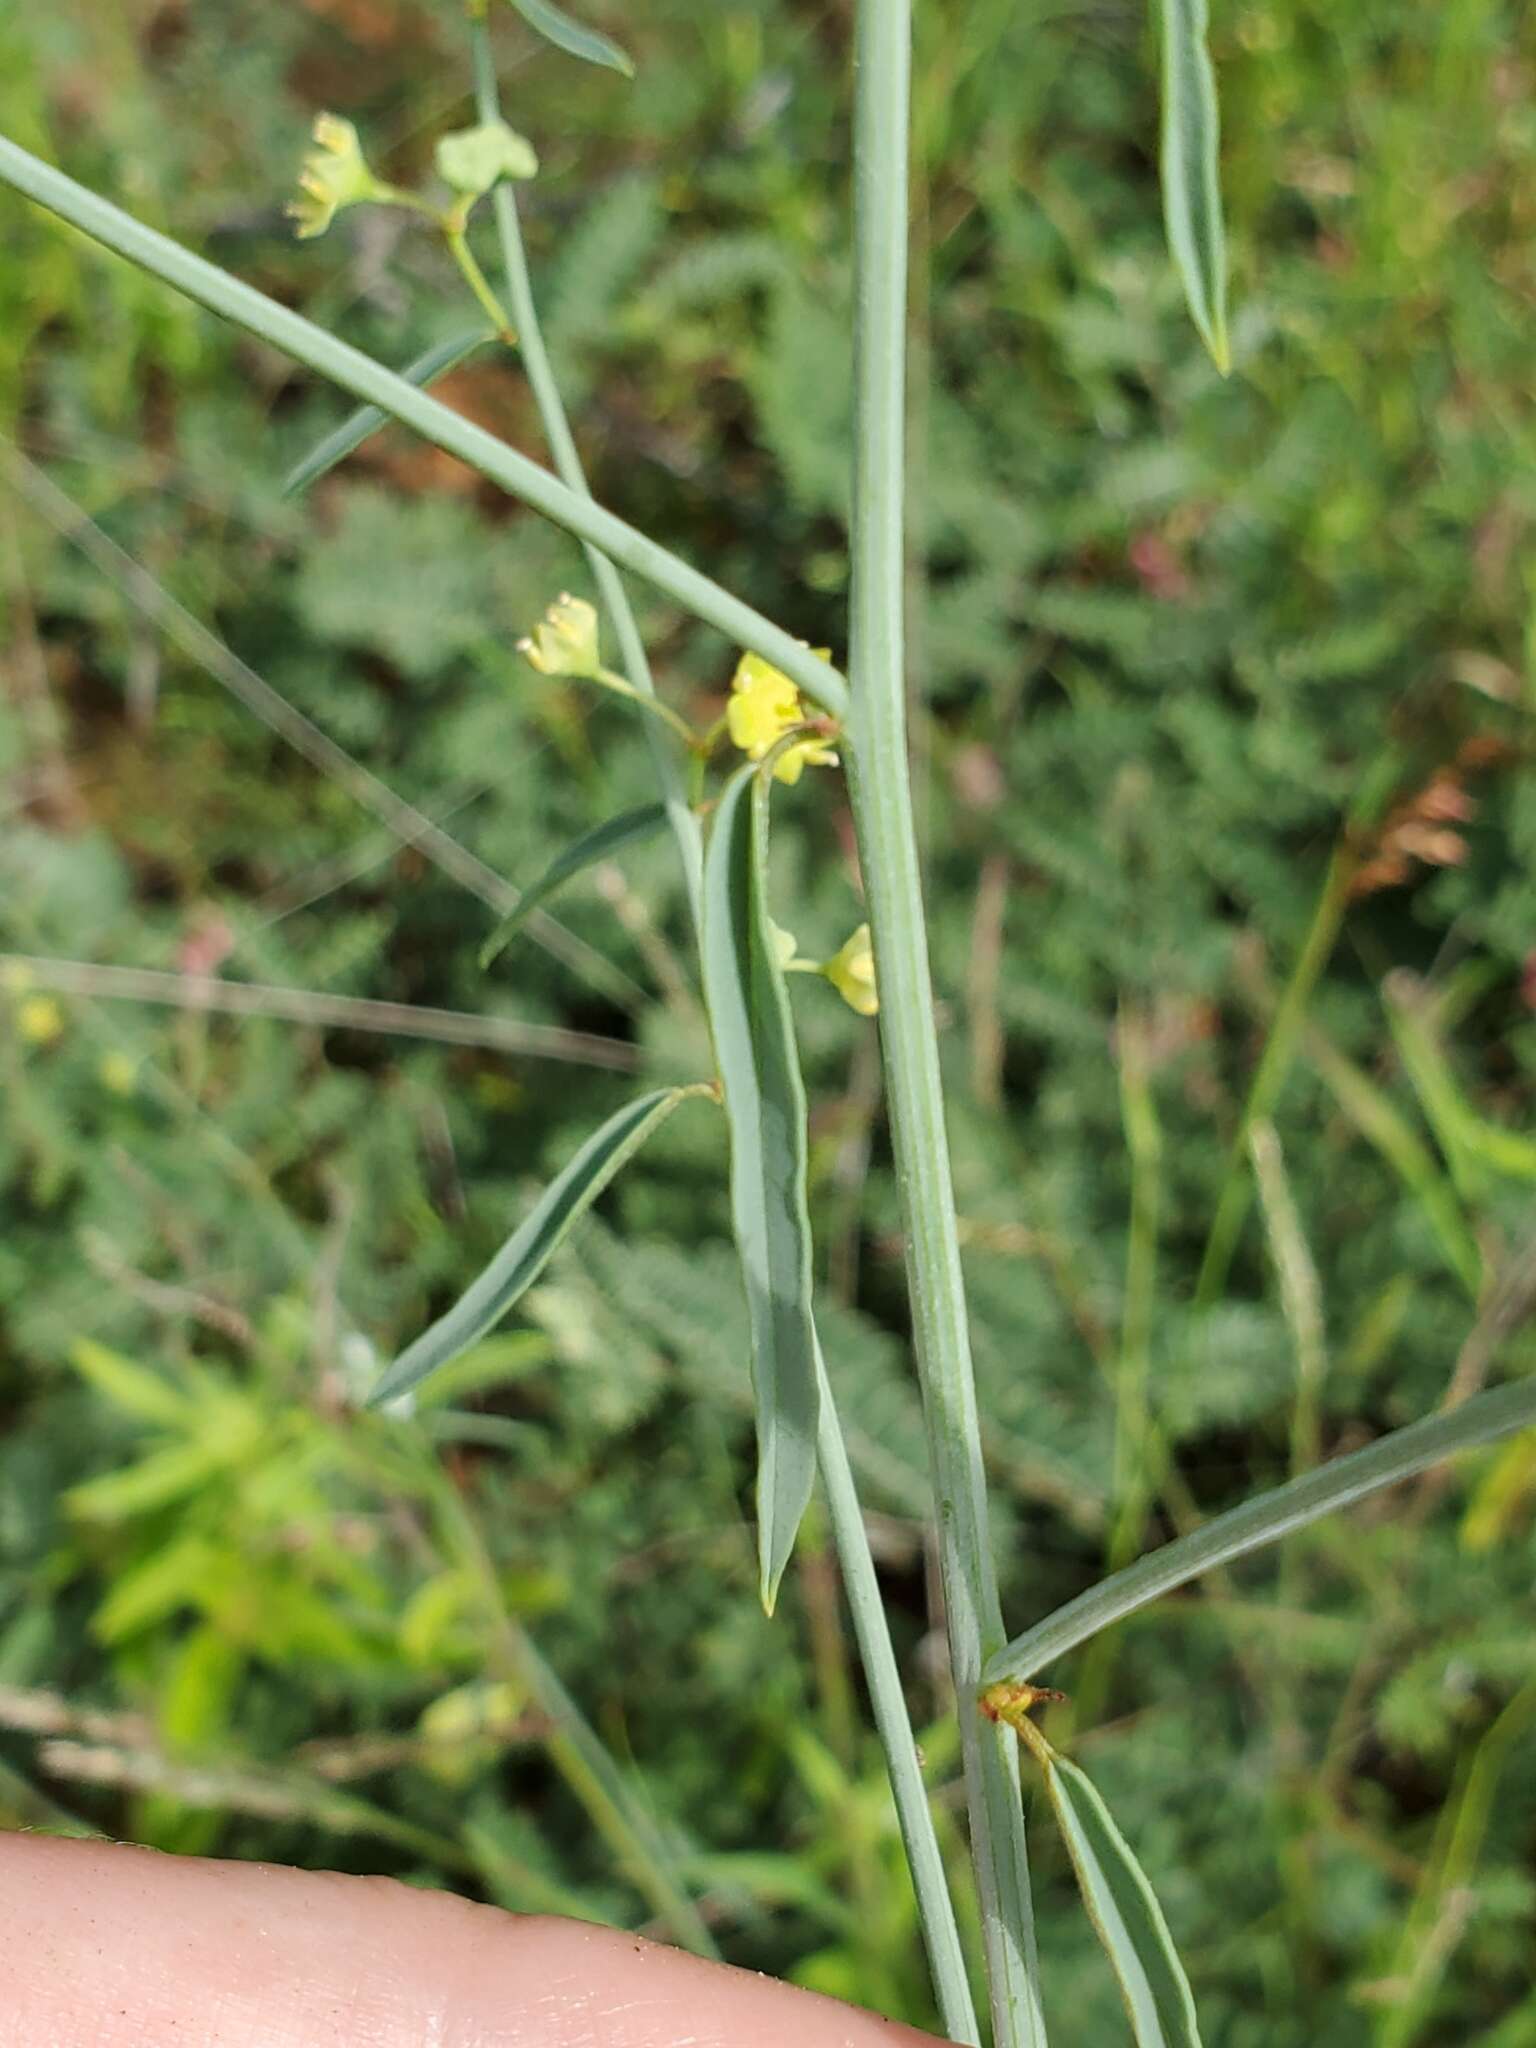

{"left": 369, "top": 1087, "right": 697, "bottom": 1405}
{"left": 701, "top": 762, "right": 820, "bottom": 1614}
{"left": 1040, "top": 1746, "right": 1201, "bottom": 2048}
{"left": 0, "top": 135, "right": 847, "bottom": 720}
{"left": 480, "top": 804, "right": 667, "bottom": 968}
{"left": 986, "top": 1376, "right": 1536, "bottom": 1685}
{"left": 282, "top": 329, "right": 490, "bottom": 497}
{"left": 502, "top": 0, "right": 634, "bottom": 77}
{"left": 1155, "top": 0, "right": 1229, "bottom": 371}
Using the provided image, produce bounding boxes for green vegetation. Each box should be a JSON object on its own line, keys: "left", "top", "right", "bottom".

{"left": 2, "top": 2, "right": 1534, "bottom": 2043}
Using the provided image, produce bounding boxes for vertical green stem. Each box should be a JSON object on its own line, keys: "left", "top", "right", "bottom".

{"left": 1195, "top": 748, "right": 1405, "bottom": 1307}
{"left": 815, "top": 1350, "right": 980, "bottom": 2045}
{"left": 470, "top": 26, "right": 702, "bottom": 940}
{"left": 844, "top": 4, "right": 1045, "bottom": 2043}
{"left": 469, "top": 26, "right": 973, "bottom": 2023}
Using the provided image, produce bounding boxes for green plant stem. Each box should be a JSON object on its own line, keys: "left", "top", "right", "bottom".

{"left": 815, "top": 1348, "right": 981, "bottom": 2046}
{"left": 468, "top": 29, "right": 971, "bottom": 2018}
{"left": 469, "top": 24, "right": 706, "bottom": 935}
{"left": 1195, "top": 750, "right": 1404, "bottom": 1307}
{"left": 843, "top": 5, "right": 1044, "bottom": 2043}
{"left": 590, "top": 666, "right": 698, "bottom": 745}
{"left": 0, "top": 134, "right": 847, "bottom": 724}
{"left": 445, "top": 226, "right": 515, "bottom": 341}
{"left": 1073, "top": 1007, "right": 1163, "bottom": 1731}
{"left": 414, "top": 1454, "right": 722, "bottom": 1958}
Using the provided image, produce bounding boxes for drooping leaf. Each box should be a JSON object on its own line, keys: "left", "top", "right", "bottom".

{"left": 1156, "top": 0, "right": 1229, "bottom": 371}
{"left": 368, "top": 1088, "right": 695, "bottom": 1406}
{"left": 282, "top": 330, "right": 490, "bottom": 498}
{"left": 480, "top": 804, "right": 668, "bottom": 969}
{"left": 501, "top": 0, "right": 634, "bottom": 78}
{"left": 1042, "top": 1748, "right": 1203, "bottom": 2048}
{"left": 701, "top": 763, "right": 821, "bottom": 1614}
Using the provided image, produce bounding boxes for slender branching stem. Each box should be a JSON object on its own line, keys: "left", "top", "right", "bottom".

{"left": 468, "top": 21, "right": 972, "bottom": 2026}
{"left": 469, "top": 24, "right": 704, "bottom": 937}
{"left": 0, "top": 136, "right": 849, "bottom": 723}
{"left": 843, "top": 4, "right": 1045, "bottom": 2043}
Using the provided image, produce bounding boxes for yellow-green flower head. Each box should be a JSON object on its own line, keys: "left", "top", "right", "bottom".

{"left": 519, "top": 594, "right": 601, "bottom": 679}
{"left": 823, "top": 924, "right": 878, "bottom": 1017}
{"left": 435, "top": 120, "right": 538, "bottom": 200}
{"left": 726, "top": 651, "right": 839, "bottom": 786}
{"left": 287, "top": 114, "right": 385, "bottom": 241}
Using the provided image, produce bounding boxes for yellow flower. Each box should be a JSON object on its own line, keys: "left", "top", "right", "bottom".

{"left": 17, "top": 995, "right": 64, "bottom": 1044}
{"left": 726, "top": 651, "right": 839, "bottom": 786}
{"left": 287, "top": 114, "right": 386, "bottom": 241}
{"left": 519, "top": 594, "right": 602, "bottom": 679}
{"left": 822, "top": 925, "right": 878, "bottom": 1017}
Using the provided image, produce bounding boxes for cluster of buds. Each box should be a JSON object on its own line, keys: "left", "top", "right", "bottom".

{"left": 288, "top": 112, "right": 536, "bottom": 243}
{"left": 515, "top": 597, "right": 873, "bottom": 1015}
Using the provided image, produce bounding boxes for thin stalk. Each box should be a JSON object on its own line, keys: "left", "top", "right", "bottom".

{"left": 0, "top": 953, "right": 639, "bottom": 1071}
{"left": 0, "top": 135, "right": 847, "bottom": 723}
{"left": 815, "top": 1350, "right": 980, "bottom": 2046}
{"left": 468, "top": 25, "right": 969, "bottom": 2018}
{"left": 3, "top": 440, "right": 641, "bottom": 1011}
{"left": 445, "top": 226, "right": 515, "bottom": 342}
{"left": 844, "top": 5, "right": 1044, "bottom": 2044}
{"left": 1073, "top": 1007, "right": 1163, "bottom": 1731}
{"left": 476, "top": 17, "right": 708, "bottom": 935}
{"left": 1194, "top": 749, "right": 1404, "bottom": 1307}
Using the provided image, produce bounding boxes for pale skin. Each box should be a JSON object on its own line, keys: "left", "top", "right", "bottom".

{"left": 0, "top": 1834, "right": 952, "bottom": 2047}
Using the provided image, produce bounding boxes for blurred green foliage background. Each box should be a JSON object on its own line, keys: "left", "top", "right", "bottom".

{"left": 2, "top": 1, "right": 1535, "bottom": 2041}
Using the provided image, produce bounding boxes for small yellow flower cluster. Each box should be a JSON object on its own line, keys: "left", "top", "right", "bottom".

{"left": 770, "top": 920, "right": 879, "bottom": 1018}
{"left": 287, "top": 114, "right": 386, "bottom": 241}
{"left": 518, "top": 594, "right": 602, "bottom": 679}
{"left": 822, "top": 925, "right": 878, "bottom": 1017}
{"left": 726, "top": 652, "right": 839, "bottom": 787}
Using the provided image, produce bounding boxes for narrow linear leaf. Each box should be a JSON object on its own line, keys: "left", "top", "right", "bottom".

{"left": 1156, "top": 0, "right": 1229, "bottom": 371}
{"left": 987, "top": 1376, "right": 1536, "bottom": 1684}
{"left": 368, "top": 1087, "right": 692, "bottom": 1406}
{"left": 1042, "top": 1749, "right": 1202, "bottom": 2048}
{"left": 480, "top": 804, "right": 667, "bottom": 969}
{"left": 502, "top": 0, "right": 634, "bottom": 77}
{"left": 701, "top": 762, "right": 820, "bottom": 1614}
{"left": 282, "top": 330, "right": 491, "bottom": 498}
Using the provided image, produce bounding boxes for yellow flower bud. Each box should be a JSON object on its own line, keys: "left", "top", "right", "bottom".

{"left": 287, "top": 113, "right": 386, "bottom": 241}
{"left": 726, "top": 651, "right": 839, "bottom": 785}
{"left": 518, "top": 594, "right": 602, "bottom": 679}
{"left": 822, "top": 925, "right": 878, "bottom": 1017}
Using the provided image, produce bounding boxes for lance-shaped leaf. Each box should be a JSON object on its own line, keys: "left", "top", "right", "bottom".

{"left": 368, "top": 1087, "right": 694, "bottom": 1406}
{"left": 1156, "top": 0, "right": 1229, "bottom": 371}
{"left": 283, "top": 331, "right": 490, "bottom": 498}
{"left": 501, "top": 0, "right": 634, "bottom": 78}
{"left": 1041, "top": 1747, "right": 1202, "bottom": 2048}
{"left": 986, "top": 1376, "right": 1536, "bottom": 1685}
{"left": 481, "top": 804, "right": 668, "bottom": 969}
{"left": 701, "top": 762, "right": 820, "bottom": 1614}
